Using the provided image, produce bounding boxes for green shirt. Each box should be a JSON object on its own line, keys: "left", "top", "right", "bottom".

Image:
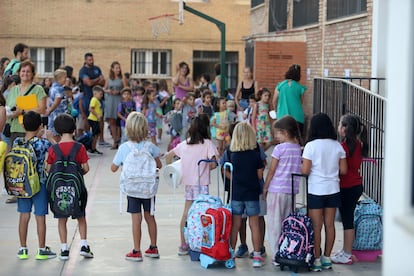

{"left": 6, "top": 84, "right": 46, "bottom": 133}
{"left": 275, "top": 79, "right": 307, "bottom": 124}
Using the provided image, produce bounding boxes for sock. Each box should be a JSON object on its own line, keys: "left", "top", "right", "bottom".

{"left": 61, "top": 243, "right": 68, "bottom": 251}
{"left": 39, "top": 247, "right": 45, "bottom": 251}
{"left": 19, "top": 246, "right": 27, "bottom": 250}
{"left": 253, "top": 251, "right": 261, "bottom": 257}
{"left": 343, "top": 251, "right": 352, "bottom": 257}
{"left": 80, "top": 239, "right": 88, "bottom": 247}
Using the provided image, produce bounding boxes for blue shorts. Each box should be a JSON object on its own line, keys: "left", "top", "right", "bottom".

{"left": 308, "top": 192, "right": 341, "bottom": 209}
{"left": 231, "top": 200, "right": 260, "bottom": 216}
{"left": 17, "top": 184, "right": 48, "bottom": 216}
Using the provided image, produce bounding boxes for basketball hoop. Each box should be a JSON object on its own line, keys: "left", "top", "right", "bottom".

{"left": 148, "top": 14, "right": 176, "bottom": 38}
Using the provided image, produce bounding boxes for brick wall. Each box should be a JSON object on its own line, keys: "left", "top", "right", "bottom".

{"left": 0, "top": 0, "right": 250, "bottom": 82}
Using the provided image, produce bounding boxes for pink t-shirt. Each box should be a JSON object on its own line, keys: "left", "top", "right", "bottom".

{"left": 173, "top": 139, "right": 218, "bottom": 186}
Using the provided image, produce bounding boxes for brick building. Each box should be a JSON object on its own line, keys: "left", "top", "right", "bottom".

{"left": 0, "top": 0, "right": 250, "bottom": 90}
{"left": 245, "top": 0, "right": 373, "bottom": 118}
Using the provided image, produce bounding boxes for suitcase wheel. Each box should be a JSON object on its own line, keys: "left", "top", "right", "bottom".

{"left": 280, "top": 265, "right": 285, "bottom": 271}
{"left": 225, "top": 259, "right": 235, "bottom": 269}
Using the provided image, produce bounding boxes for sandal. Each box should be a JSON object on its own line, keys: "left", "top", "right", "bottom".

{"left": 6, "top": 196, "right": 17, "bottom": 204}
{"left": 110, "top": 144, "right": 118, "bottom": 150}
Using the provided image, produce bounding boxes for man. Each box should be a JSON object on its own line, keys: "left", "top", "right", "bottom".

{"left": 78, "top": 53, "right": 105, "bottom": 133}
{"left": 3, "top": 43, "right": 29, "bottom": 77}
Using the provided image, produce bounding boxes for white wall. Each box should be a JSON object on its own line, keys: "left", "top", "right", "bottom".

{"left": 383, "top": 0, "right": 414, "bottom": 274}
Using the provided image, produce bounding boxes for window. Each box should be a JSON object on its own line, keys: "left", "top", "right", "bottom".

{"left": 327, "top": 0, "right": 367, "bottom": 20}
{"left": 29, "top": 48, "right": 64, "bottom": 75}
{"left": 131, "top": 49, "right": 171, "bottom": 77}
{"left": 293, "top": 0, "right": 319, "bottom": 27}
{"left": 245, "top": 41, "right": 255, "bottom": 70}
{"left": 251, "top": 0, "right": 264, "bottom": 8}
{"left": 269, "top": 0, "right": 287, "bottom": 32}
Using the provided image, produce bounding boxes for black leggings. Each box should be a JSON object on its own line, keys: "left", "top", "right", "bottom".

{"left": 339, "top": 185, "right": 363, "bottom": 230}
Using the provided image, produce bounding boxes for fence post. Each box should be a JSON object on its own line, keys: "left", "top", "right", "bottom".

{"left": 341, "top": 81, "right": 347, "bottom": 115}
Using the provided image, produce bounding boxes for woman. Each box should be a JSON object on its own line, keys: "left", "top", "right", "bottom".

{"left": 211, "top": 63, "right": 223, "bottom": 98}
{"left": 273, "top": 64, "right": 307, "bottom": 136}
{"left": 0, "top": 57, "right": 11, "bottom": 87}
{"left": 104, "top": 61, "right": 127, "bottom": 149}
{"left": 5, "top": 60, "right": 47, "bottom": 204}
{"left": 235, "top": 67, "right": 258, "bottom": 111}
{"left": 172, "top": 62, "right": 194, "bottom": 100}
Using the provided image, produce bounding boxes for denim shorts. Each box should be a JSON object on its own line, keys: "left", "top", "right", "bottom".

{"left": 239, "top": 98, "right": 249, "bottom": 110}
{"left": 308, "top": 192, "right": 341, "bottom": 209}
{"left": 231, "top": 200, "right": 260, "bottom": 216}
{"left": 17, "top": 184, "right": 48, "bottom": 216}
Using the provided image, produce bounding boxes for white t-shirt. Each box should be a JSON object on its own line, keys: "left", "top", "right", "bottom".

{"left": 302, "top": 139, "right": 346, "bottom": 195}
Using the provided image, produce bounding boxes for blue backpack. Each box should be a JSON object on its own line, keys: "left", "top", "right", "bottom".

{"left": 353, "top": 198, "right": 383, "bottom": 250}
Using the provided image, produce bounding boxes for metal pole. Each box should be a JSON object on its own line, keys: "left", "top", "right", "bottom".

{"left": 183, "top": 3, "right": 226, "bottom": 95}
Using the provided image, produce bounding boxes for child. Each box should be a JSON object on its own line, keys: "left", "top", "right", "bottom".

{"left": 87, "top": 85, "right": 104, "bottom": 154}
{"left": 12, "top": 111, "right": 57, "bottom": 260}
{"left": 117, "top": 87, "right": 136, "bottom": 144}
{"left": 226, "top": 122, "right": 265, "bottom": 268}
{"left": 111, "top": 112, "right": 162, "bottom": 262}
{"left": 141, "top": 89, "right": 162, "bottom": 145}
{"left": 46, "top": 68, "right": 68, "bottom": 141}
{"left": 226, "top": 99, "right": 237, "bottom": 122}
{"left": 197, "top": 89, "right": 213, "bottom": 118}
{"left": 180, "top": 92, "right": 197, "bottom": 141}
{"left": 152, "top": 81, "right": 167, "bottom": 144}
{"left": 252, "top": 87, "right": 273, "bottom": 151}
{"left": 46, "top": 113, "right": 93, "bottom": 260}
{"left": 243, "top": 94, "right": 257, "bottom": 124}
{"left": 262, "top": 115, "right": 302, "bottom": 265}
{"left": 132, "top": 85, "right": 145, "bottom": 112}
{"left": 211, "top": 97, "right": 232, "bottom": 157}
{"left": 165, "top": 98, "right": 182, "bottom": 151}
{"left": 165, "top": 114, "right": 218, "bottom": 256}
{"left": 221, "top": 122, "right": 267, "bottom": 259}
{"left": 331, "top": 114, "right": 368, "bottom": 265}
{"left": 301, "top": 113, "right": 347, "bottom": 271}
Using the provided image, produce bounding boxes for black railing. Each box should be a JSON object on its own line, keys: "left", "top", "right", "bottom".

{"left": 313, "top": 77, "right": 386, "bottom": 205}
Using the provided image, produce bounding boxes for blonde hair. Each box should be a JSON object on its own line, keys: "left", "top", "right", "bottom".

{"left": 125, "top": 111, "right": 148, "bottom": 142}
{"left": 226, "top": 100, "right": 235, "bottom": 108}
{"left": 54, "top": 68, "right": 67, "bottom": 80}
{"left": 230, "top": 122, "right": 257, "bottom": 152}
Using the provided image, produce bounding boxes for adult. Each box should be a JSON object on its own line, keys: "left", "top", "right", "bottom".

{"left": 5, "top": 60, "right": 47, "bottom": 204}
{"left": 2, "top": 43, "right": 29, "bottom": 78}
{"left": 172, "top": 62, "right": 194, "bottom": 100}
{"left": 235, "top": 67, "right": 258, "bottom": 111}
{"left": 104, "top": 61, "right": 127, "bottom": 149}
{"left": 0, "top": 57, "right": 10, "bottom": 87}
{"left": 211, "top": 63, "right": 224, "bottom": 98}
{"left": 273, "top": 64, "right": 307, "bottom": 136}
{"left": 45, "top": 69, "right": 68, "bottom": 141}
{"left": 78, "top": 53, "right": 105, "bottom": 130}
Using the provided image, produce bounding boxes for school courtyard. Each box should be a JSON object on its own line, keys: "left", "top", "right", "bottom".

{"left": 0, "top": 126, "right": 382, "bottom": 276}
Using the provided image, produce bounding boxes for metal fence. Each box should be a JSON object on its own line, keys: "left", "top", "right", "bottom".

{"left": 313, "top": 77, "right": 386, "bottom": 205}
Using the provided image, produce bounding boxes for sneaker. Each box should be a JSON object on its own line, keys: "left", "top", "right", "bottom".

{"left": 235, "top": 244, "right": 249, "bottom": 258}
{"left": 17, "top": 248, "right": 28, "bottom": 260}
{"left": 321, "top": 255, "right": 332, "bottom": 269}
{"left": 177, "top": 244, "right": 189, "bottom": 256}
{"left": 331, "top": 250, "right": 353, "bottom": 265}
{"left": 60, "top": 250, "right": 70, "bottom": 260}
{"left": 312, "top": 258, "right": 323, "bottom": 272}
{"left": 36, "top": 246, "right": 57, "bottom": 260}
{"left": 80, "top": 245, "right": 94, "bottom": 258}
{"left": 94, "top": 149, "right": 103, "bottom": 155}
{"left": 249, "top": 246, "right": 267, "bottom": 258}
{"left": 144, "top": 246, "right": 159, "bottom": 258}
{"left": 252, "top": 256, "right": 264, "bottom": 268}
{"left": 99, "top": 141, "right": 111, "bottom": 147}
{"left": 125, "top": 250, "right": 143, "bottom": 262}
{"left": 88, "top": 149, "right": 103, "bottom": 155}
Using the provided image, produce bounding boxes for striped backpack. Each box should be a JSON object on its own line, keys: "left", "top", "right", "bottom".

{"left": 353, "top": 198, "right": 383, "bottom": 250}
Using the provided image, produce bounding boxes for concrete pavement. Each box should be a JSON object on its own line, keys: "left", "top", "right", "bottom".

{"left": 0, "top": 127, "right": 382, "bottom": 275}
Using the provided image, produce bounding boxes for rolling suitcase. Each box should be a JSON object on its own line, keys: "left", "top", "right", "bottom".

{"left": 199, "top": 162, "right": 235, "bottom": 269}
{"left": 276, "top": 173, "right": 315, "bottom": 273}
{"left": 185, "top": 159, "right": 223, "bottom": 261}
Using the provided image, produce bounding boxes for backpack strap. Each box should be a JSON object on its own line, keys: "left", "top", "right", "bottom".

{"left": 52, "top": 142, "right": 81, "bottom": 161}
{"left": 23, "top": 84, "right": 36, "bottom": 96}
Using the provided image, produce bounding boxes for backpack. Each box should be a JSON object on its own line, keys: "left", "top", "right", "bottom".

{"left": 275, "top": 213, "right": 315, "bottom": 268}
{"left": 46, "top": 143, "right": 87, "bottom": 217}
{"left": 353, "top": 198, "right": 383, "bottom": 250}
{"left": 120, "top": 141, "right": 158, "bottom": 199}
{"left": 2, "top": 60, "right": 18, "bottom": 79}
{"left": 170, "top": 112, "right": 183, "bottom": 134}
{"left": 4, "top": 137, "right": 40, "bottom": 198}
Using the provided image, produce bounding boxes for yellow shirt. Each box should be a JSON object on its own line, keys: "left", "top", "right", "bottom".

{"left": 87, "top": 97, "right": 102, "bottom": 121}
